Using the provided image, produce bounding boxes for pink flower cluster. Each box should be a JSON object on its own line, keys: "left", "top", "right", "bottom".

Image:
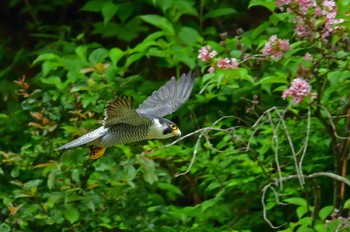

{"left": 262, "top": 35, "right": 290, "bottom": 59}
{"left": 276, "top": 0, "right": 315, "bottom": 14}
{"left": 198, "top": 45, "right": 239, "bottom": 73}
{"left": 282, "top": 78, "right": 313, "bottom": 104}
{"left": 276, "top": 0, "right": 345, "bottom": 39}
{"left": 198, "top": 45, "right": 217, "bottom": 62}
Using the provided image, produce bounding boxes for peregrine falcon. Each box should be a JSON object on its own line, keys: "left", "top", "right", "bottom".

{"left": 55, "top": 72, "right": 195, "bottom": 159}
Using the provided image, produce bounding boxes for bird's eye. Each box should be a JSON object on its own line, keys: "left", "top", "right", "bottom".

{"left": 170, "top": 124, "right": 177, "bottom": 130}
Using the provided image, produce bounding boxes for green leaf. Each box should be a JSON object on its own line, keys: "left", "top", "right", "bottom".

{"left": 285, "top": 197, "right": 308, "bottom": 206}
{"left": 140, "top": 14, "right": 175, "bottom": 35}
{"left": 297, "top": 217, "right": 312, "bottom": 227}
{"left": 23, "top": 179, "right": 42, "bottom": 194}
{"left": 203, "top": 8, "right": 236, "bottom": 19}
{"left": 89, "top": 48, "right": 109, "bottom": 64}
{"left": 343, "top": 198, "right": 350, "bottom": 209}
{"left": 260, "top": 75, "right": 288, "bottom": 84}
{"left": 47, "top": 171, "right": 56, "bottom": 190}
{"left": 75, "top": 46, "right": 88, "bottom": 60}
{"left": 143, "top": 31, "right": 165, "bottom": 44}
{"left": 124, "top": 165, "right": 136, "bottom": 180}
{"left": 0, "top": 114, "right": 9, "bottom": 119}
{"left": 80, "top": 0, "right": 103, "bottom": 12}
{"left": 42, "top": 61, "right": 60, "bottom": 76}
{"left": 314, "top": 223, "right": 328, "bottom": 232}
{"left": 125, "top": 53, "right": 144, "bottom": 68}
{"left": 296, "top": 228, "right": 314, "bottom": 232}
{"left": 296, "top": 206, "right": 308, "bottom": 219}
{"left": 109, "top": 48, "right": 124, "bottom": 66}
{"left": 71, "top": 169, "right": 81, "bottom": 183}
{"left": 117, "top": 2, "right": 133, "bottom": 23}
{"left": 173, "top": 1, "right": 198, "bottom": 17}
{"left": 284, "top": 41, "right": 306, "bottom": 57}
{"left": 80, "top": 92, "right": 99, "bottom": 108}
{"left": 102, "top": 2, "right": 119, "bottom": 24}
{"left": 152, "top": 0, "right": 173, "bottom": 13}
{"left": 138, "top": 156, "right": 158, "bottom": 184}
{"left": 64, "top": 204, "right": 80, "bottom": 224}
{"left": 33, "top": 53, "right": 61, "bottom": 65}
{"left": 178, "top": 27, "right": 199, "bottom": 46}
{"left": 318, "top": 205, "right": 334, "bottom": 221}
{"left": 158, "top": 183, "right": 183, "bottom": 196}
{"left": 40, "top": 76, "right": 62, "bottom": 87}
{"left": 0, "top": 223, "right": 11, "bottom": 232}
{"left": 248, "top": 0, "right": 276, "bottom": 12}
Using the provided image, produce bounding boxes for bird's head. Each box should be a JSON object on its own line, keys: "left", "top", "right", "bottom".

{"left": 147, "top": 118, "right": 181, "bottom": 139}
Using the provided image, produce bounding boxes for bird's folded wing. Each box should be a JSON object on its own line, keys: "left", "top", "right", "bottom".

{"left": 103, "top": 96, "right": 149, "bottom": 127}
{"left": 136, "top": 71, "right": 195, "bottom": 117}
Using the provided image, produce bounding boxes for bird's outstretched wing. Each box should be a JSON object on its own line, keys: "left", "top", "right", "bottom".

{"left": 103, "top": 96, "right": 150, "bottom": 127}
{"left": 136, "top": 71, "right": 195, "bottom": 117}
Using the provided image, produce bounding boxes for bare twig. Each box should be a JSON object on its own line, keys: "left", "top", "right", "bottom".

{"left": 298, "top": 106, "right": 311, "bottom": 184}
{"left": 158, "top": 116, "right": 237, "bottom": 177}
{"left": 247, "top": 106, "right": 304, "bottom": 187}
{"left": 262, "top": 172, "right": 350, "bottom": 229}
{"left": 175, "top": 131, "right": 203, "bottom": 177}
{"left": 261, "top": 185, "right": 287, "bottom": 229}
{"left": 275, "top": 109, "right": 304, "bottom": 187}
{"left": 267, "top": 110, "right": 283, "bottom": 190}
{"left": 318, "top": 104, "right": 350, "bottom": 140}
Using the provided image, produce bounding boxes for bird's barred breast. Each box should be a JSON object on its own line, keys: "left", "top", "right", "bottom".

{"left": 99, "top": 123, "right": 152, "bottom": 147}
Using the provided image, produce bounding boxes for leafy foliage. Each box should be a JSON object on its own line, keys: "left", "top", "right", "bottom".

{"left": 1, "top": 0, "right": 350, "bottom": 231}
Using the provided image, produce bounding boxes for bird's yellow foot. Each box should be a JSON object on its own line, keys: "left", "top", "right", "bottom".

{"left": 89, "top": 146, "right": 106, "bottom": 159}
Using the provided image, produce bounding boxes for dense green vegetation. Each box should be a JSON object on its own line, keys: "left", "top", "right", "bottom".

{"left": 1, "top": 0, "right": 350, "bottom": 231}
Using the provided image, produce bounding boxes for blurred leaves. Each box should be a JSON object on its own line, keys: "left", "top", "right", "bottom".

{"left": 1, "top": 0, "right": 350, "bottom": 231}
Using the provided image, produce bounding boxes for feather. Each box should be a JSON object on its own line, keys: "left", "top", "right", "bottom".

{"left": 136, "top": 71, "right": 195, "bottom": 117}
{"left": 55, "top": 126, "right": 107, "bottom": 150}
{"left": 103, "top": 96, "right": 150, "bottom": 127}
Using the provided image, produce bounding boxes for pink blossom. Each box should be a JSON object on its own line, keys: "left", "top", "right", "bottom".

{"left": 278, "top": 39, "right": 290, "bottom": 51}
{"left": 303, "top": 52, "right": 312, "bottom": 61}
{"left": 323, "top": 0, "right": 335, "bottom": 11}
{"left": 314, "top": 6, "right": 323, "bottom": 16}
{"left": 262, "top": 35, "right": 290, "bottom": 59}
{"left": 276, "top": 0, "right": 345, "bottom": 39}
{"left": 276, "top": 0, "right": 291, "bottom": 8}
{"left": 282, "top": 78, "right": 312, "bottom": 104}
{"left": 298, "top": 0, "right": 315, "bottom": 14}
{"left": 198, "top": 45, "right": 217, "bottom": 62}
{"left": 217, "top": 58, "right": 239, "bottom": 69}
{"left": 208, "top": 66, "right": 215, "bottom": 73}
{"left": 295, "top": 21, "right": 314, "bottom": 38}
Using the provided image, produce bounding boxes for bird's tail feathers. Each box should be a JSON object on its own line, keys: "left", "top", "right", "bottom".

{"left": 55, "top": 126, "right": 107, "bottom": 150}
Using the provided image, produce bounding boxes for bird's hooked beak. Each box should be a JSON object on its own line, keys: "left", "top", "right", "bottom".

{"left": 172, "top": 128, "right": 182, "bottom": 137}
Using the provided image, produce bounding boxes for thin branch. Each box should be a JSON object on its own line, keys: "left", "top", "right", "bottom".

{"left": 267, "top": 110, "right": 283, "bottom": 190}
{"left": 199, "top": 81, "right": 211, "bottom": 94}
{"left": 261, "top": 185, "right": 287, "bottom": 229}
{"left": 23, "top": 0, "right": 40, "bottom": 25}
{"left": 276, "top": 109, "right": 304, "bottom": 187}
{"left": 298, "top": 106, "right": 311, "bottom": 185}
{"left": 318, "top": 104, "right": 350, "bottom": 140}
{"left": 158, "top": 116, "right": 237, "bottom": 177}
{"left": 161, "top": 127, "right": 233, "bottom": 149}
{"left": 175, "top": 132, "right": 203, "bottom": 177}
{"left": 268, "top": 172, "right": 350, "bottom": 187}
{"left": 262, "top": 172, "right": 350, "bottom": 229}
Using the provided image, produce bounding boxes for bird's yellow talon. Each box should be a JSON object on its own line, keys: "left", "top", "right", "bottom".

{"left": 89, "top": 146, "right": 106, "bottom": 159}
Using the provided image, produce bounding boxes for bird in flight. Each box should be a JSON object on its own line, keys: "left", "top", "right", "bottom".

{"left": 56, "top": 72, "right": 195, "bottom": 159}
